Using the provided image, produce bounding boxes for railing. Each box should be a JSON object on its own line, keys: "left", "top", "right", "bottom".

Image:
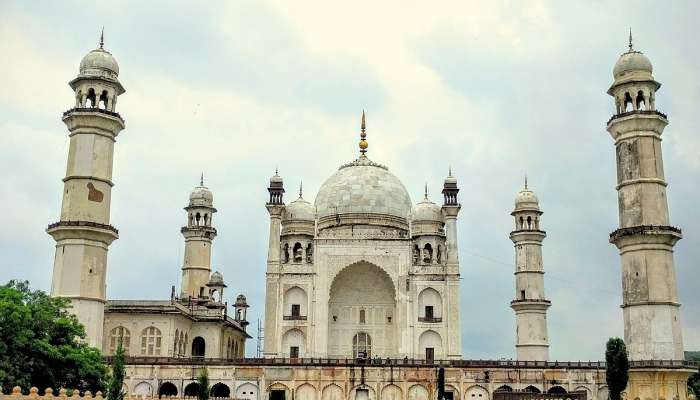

{"left": 418, "top": 316, "right": 442, "bottom": 323}
{"left": 283, "top": 315, "right": 307, "bottom": 321}
{"left": 47, "top": 220, "right": 119, "bottom": 234}
{"left": 607, "top": 109, "right": 667, "bottom": 124}
{"left": 63, "top": 107, "right": 122, "bottom": 119}
{"left": 609, "top": 225, "right": 682, "bottom": 241}
{"left": 110, "top": 356, "right": 698, "bottom": 370}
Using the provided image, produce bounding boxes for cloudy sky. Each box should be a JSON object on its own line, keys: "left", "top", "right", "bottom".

{"left": 1, "top": 1, "right": 698, "bottom": 360}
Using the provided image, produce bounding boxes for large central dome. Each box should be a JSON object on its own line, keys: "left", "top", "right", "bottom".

{"left": 314, "top": 157, "right": 412, "bottom": 225}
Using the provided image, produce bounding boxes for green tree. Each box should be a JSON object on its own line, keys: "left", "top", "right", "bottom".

{"left": 197, "top": 368, "right": 209, "bottom": 400}
{"left": 605, "top": 337, "right": 630, "bottom": 400}
{"left": 687, "top": 351, "right": 700, "bottom": 396}
{"left": 106, "top": 340, "right": 125, "bottom": 400}
{"left": 0, "top": 280, "right": 107, "bottom": 393}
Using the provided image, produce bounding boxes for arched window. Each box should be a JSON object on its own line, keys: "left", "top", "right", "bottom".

{"left": 636, "top": 90, "right": 646, "bottom": 110}
{"left": 140, "top": 326, "right": 162, "bottom": 355}
{"left": 524, "top": 386, "right": 541, "bottom": 393}
{"left": 179, "top": 331, "right": 185, "bottom": 356}
{"left": 86, "top": 88, "right": 96, "bottom": 108}
{"left": 184, "top": 382, "right": 200, "bottom": 397}
{"left": 624, "top": 92, "right": 634, "bottom": 112}
{"left": 99, "top": 90, "right": 109, "bottom": 110}
{"left": 203, "top": 213, "right": 209, "bottom": 226}
{"left": 210, "top": 383, "right": 230, "bottom": 398}
{"left": 293, "top": 242, "right": 303, "bottom": 262}
{"left": 423, "top": 244, "right": 433, "bottom": 263}
{"left": 192, "top": 336, "right": 206, "bottom": 358}
{"left": 109, "top": 326, "right": 130, "bottom": 355}
{"left": 359, "top": 309, "right": 366, "bottom": 324}
{"left": 352, "top": 332, "right": 371, "bottom": 359}
{"left": 158, "top": 382, "right": 178, "bottom": 398}
{"left": 495, "top": 385, "right": 513, "bottom": 393}
{"left": 195, "top": 212, "right": 201, "bottom": 226}
{"left": 282, "top": 243, "right": 290, "bottom": 263}
{"left": 548, "top": 386, "right": 567, "bottom": 394}
{"left": 174, "top": 329, "right": 179, "bottom": 356}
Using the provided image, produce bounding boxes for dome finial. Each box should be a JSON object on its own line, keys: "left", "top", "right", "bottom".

{"left": 275, "top": 166, "right": 279, "bottom": 176}
{"left": 299, "top": 181, "right": 303, "bottom": 198}
{"left": 524, "top": 174, "right": 528, "bottom": 189}
{"left": 359, "top": 110, "right": 368, "bottom": 157}
{"left": 628, "top": 28, "right": 633, "bottom": 51}
{"left": 200, "top": 172, "right": 204, "bottom": 186}
{"left": 448, "top": 166, "right": 453, "bottom": 177}
{"left": 424, "top": 183, "right": 429, "bottom": 200}
{"left": 100, "top": 27, "right": 104, "bottom": 50}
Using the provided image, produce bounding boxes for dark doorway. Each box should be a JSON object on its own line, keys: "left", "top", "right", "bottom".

{"left": 192, "top": 336, "right": 206, "bottom": 358}
{"left": 210, "top": 383, "right": 230, "bottom": 398}
{"left": 443, "top": 392, "right": 454, "bottom": 400}
{"left": 158, "top": 382, "right": 178, "bottom": 398}
{"left": 184, "top": 382, "right": 199, "bottom": 397}
{"left": 548, "top": 386, "right": 567, "bottom": 394}
{"left": 291, "top": 304, "right": 300, "bottom": 317}
{"left": 425, "top": 347, "right": 435, "bottom": 362}
{"left": 290, "top": 346, "right": 299, "bottom": 358}
{"left": 269, "top": 390, "right": 286, "bottom": 400}
{"left": 425, "top": 305, "right": 434, "bottom": 319}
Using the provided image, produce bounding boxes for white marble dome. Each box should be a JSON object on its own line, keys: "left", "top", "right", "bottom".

{"left": 79, "top": 48, "right": 119, "bottom": 78}
{"left": 285, "top": 196, "right": 315, "bottom": 222}
{"left": 208, "top": 271, "right": 225, "bottom": 286}
{"left": 514, "top": 187, "right": 539, "bottom": 211}
{"left": 411, "top": 197, "right": 443, "bottom": 222}
{"left": 613, "top": 51, "right": 652, "bottom": 80}
{"left": 190, "top": 185, "right": 213, "bottom": 207}
{"left": 314, "top": 158, "right": 412, "bottom": 221}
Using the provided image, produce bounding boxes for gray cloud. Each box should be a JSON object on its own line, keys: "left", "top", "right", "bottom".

{"left": 0, "top": 0, "right": 697, "bottom": 360}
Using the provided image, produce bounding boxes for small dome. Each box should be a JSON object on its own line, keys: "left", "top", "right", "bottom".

{"left": 285, "top": 196, "right": 315, "bottom": 222}
{"left": 314, "top": 157, "right": 412, "bottom": 223}
{"left": 613, "top": 51, "right": 652, "bottom": 80}
{"left": 190, "top": 185, "right": 213, "bottom": 207}
{"left": 79, "top": 48, "right": 119, "bottom": 79}
{"left": 235, "top": 294, "right": 248, "bottom": 307}
{"left": 411, "top": 197, "right": 443, "bottom": 223}
{"left": 514, "top": 187, "right": 539, "bottom": 211}
{"left": 208, "top": 271, "right": 224, "bottom": 286}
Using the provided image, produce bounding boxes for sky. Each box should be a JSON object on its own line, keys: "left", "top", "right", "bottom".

{"left": 0, "top": 0, "right": 698, "bottom": 361}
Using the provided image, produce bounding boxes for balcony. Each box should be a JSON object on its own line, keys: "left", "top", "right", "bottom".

{"left": 418, "top": 316, "right": 442, "bottom": 323}
{"left": 283, "top": 315, "right": 307, "bottom": 321}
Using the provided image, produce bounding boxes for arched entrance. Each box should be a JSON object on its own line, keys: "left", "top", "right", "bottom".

{"left": 192, "top": 336, "right": 206, "bottom": 358}
{"left": 328, "top": 262, "right": 396, "bottom": 358}
{"left": 184, "top": 382, "right": 200, "bottom": 397}
{"left": 210, "top": 383, "right": 230, "bottom": 398}
{"left": 158, "top": 382, "right": 178, "bottom": 398}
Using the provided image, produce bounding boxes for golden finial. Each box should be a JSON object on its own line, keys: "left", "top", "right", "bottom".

{"left": 100, "top": 27, "right": 104, "bottom": 49}
{"left": 359, "top": 110, "right": 368, "bottom": 157}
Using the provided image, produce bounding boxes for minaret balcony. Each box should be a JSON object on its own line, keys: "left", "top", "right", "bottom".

{"left": 63, "top": 107, "right": 123, "bottom": 120}
{"left": 607, "top": 109, "right": 667, "bottom": 125}
{"left": 606, "top": 110, "right": 668, "bottom": 141}
{"left": 47, "top": 220, "right": 119, "bottom": 244}
{"left": 510, "top": 299, "right": 551, "bottom": 311}
{"left": 609, "top": 225, "right": 682, "bottom": 248}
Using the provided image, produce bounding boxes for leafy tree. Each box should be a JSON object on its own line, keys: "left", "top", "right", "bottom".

{"left": 687, "top": 351, "right": 700, "bottom": 396}
{"left": 197, "top": 368, "right": 209, "bottom": 400}
{"left": 605, "top": 337, "right": 629, "bottom": 400}
{"left": 0, "top": 280, "right": 107, "bottom": 393}
{"left": 106, "top": 340, "right": 125, "bottom": 400}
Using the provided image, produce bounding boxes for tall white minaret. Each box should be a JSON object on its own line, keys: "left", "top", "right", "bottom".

{"left": 180, "top": 176, "right": 217, "bottom": 299}
{"left": 606, "top": 35, "right": 685, "bottom": 361}
{"left": 263, "top": 170, "right": 285, "bottom": 356}
{"left": 47, "top": 32, "right": 125, "bottom": 348}
{"left": 509, "top": 179, "right": 550, "bottom": 361}
{"left": 440, "top": 169, "right": 463, "bottom": 359}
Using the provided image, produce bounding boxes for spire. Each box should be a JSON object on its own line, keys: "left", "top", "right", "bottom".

{"left": 100, "top": 27, "right": 104, "bottom": 50}
{"left": 448, "top": 166, "right": 453, "bottom": 177}
{"left": 200, "top": 172, "right": 204, "bottom": 187}
{"left": 524, "top": 174, "right": 528, "bottom": 189}
{"left": 359, "top": 110, "right": 368, "bottom": 157}
{"left": 299, "top": 181, "right": 303, "bottom": 198}
{"left": 275, "top": 166, "right": 279, "bottom": 176}
{"left": 424, "top": 183, "right": 428, "bottom": 200}
{"left": 628, "top": 28, "right": 633, "bottom": 51}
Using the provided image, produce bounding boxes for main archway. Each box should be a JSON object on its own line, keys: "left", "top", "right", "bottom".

{"left": 327, "top": 261, "right": 396, "bottom": 358}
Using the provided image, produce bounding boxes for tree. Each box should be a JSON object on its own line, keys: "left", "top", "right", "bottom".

{"left": 687, "top": 352, "right": 700, "bottom": 396}
{"left": 0, "top": 280, "right": 107, "bottom": 393}
{"left": 197, "top": 368, "right": 210, "bottom": 400}
{"left": 605, "top": 337, "right": 629, "bottom": 400}
{"left": 106, "top": 340, "right": 125, "bottom": 400}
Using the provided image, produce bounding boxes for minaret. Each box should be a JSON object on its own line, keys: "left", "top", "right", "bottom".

{"left": 441, "top": 168, "right": 461, "bottom": 266}
{"left": 263, "top": 169, "right": 285, "bottom": 356}
{"left": 47, "top": 32, "right": 126, "bottom": 348}
{"left": 440, "top": 169, "right": 462, "bottom": 358}
{"left": 606, "top": 36, "right": 684, "bottom": 360}
{"left": 180, "top": 176, "right": 217, "bottom": 299}
{"left": 509, "top": 179, "right": 550, "bottom": 361}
